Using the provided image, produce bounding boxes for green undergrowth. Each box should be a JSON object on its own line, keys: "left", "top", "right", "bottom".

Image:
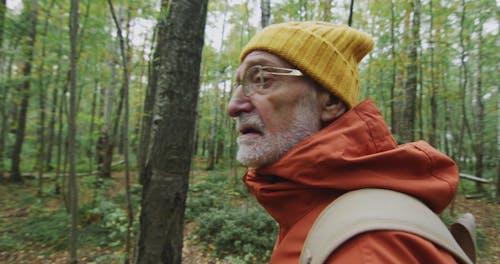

{"left": 0, "top": 176, "right": 141, "bottom": 262}
{"left": 186, "top": 169, "right": 278, "bottom": 263}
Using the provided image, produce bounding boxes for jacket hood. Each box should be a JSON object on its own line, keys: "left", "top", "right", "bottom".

{"left": 243, "top": 99, "right": 459, "bottom": 229}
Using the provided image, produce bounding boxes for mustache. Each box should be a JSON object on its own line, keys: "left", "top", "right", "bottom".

{"left": 237, "top": 113, "right": 266, "bottom": 132}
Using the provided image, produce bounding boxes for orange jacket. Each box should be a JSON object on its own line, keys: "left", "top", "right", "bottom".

{"left": 243, "top": 99, "right": 459, "bottom": 263}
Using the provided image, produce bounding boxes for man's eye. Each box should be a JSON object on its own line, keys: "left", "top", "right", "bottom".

{"left": 261, "top": 72, "right": 276, "bottom": 82}
{"left": 249, "top": 73, "right": 269, "bottom": 84}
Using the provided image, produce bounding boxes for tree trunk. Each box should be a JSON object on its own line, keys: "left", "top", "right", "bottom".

{"left": 0, "top": 0, "right": 5, "bottom": 53}
{"left": 261, "top": 0, "right": 270, "bottom": 28}
{"left": 96, "top": 63, "right": 116, "bottom": 179}
{"left": 135, "top": 0, "right": 208, "bottom": 263}
{"left": 36, "top": 0, "right": 56, "bottom": 195}
{"left": 474, "top": 25, "right": 485, "bottom": 193}
{"left": 138, "top": 29, "right": 159, "bottom": 185}
{"left": 54, "top": 88, "right": 65, "bottom": 197}
{"left": 496, "top": 24, "right": 500, "bottom": 204}
{"left": 456, "top": 0, "right": 472, "bottom": 163}
{"left": 322, "top": 0, "right": 332, "bottom": 21}
{"left": 45, "top": 30, "right": 64, "bottom": 172}
{"left": 389, "top": 0, "right": 398, "bottom": 137}
{"left": 347, "top": 0, "right": 355, "bottom": 26}
{"left": 68, "top": 0, "right": 79, "bottom": 262}
{"left": 10, "top": 0, "right": 38, "bottom": 183}
{"left": 107, "top": 1, "right": 133, "bottom": 262}
{"left": 206, "top": 5, "right": 228, "bottom": 170}
{"left": 0, "top": 76, "right": 6, "bottom": 179}
{"left": 496, "top": 81, "right": 500, "bottom": 204}
{"left": 0, "top": 0, "right": 8, "bottom": 178}
{"left": 206, "top": 85, "right": 218, "bottom": 170}
{"left": 87, "top": 79, "right": 99, "bottom": 173}
{"left": 400, "top": 0, "right": 420, "bottom": 143}
{"left": 428, "top": 0, "right": 437, "bottom": 147}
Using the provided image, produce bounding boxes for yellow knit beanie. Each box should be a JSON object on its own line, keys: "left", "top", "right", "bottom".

{"left": 239, "top": 21, "right": 374, "bottom": 108}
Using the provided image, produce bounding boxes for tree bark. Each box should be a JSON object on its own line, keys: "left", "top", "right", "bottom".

{"left": 107, "top": 1, "right": 133, "bottom": 262}
{"left": 348, "top": 0, "right": 355, "bottom": 26}
{"left": 96, "top": 63, "right": 116, "bottom": 179}
{"left": 36, "top": 0, "right": 56, "bottom": 195}
{"left": 68, "top": 0, "right": 79, "bottom": 262}
{"left": 0, "top": 0, "right": 5, "bottom": 53}
{"left": 0, "top": 0, "right": 8, "bottom": 178}
{"left": 138, "top": 32, "right": 159, "bottom": 184}
{"left": 400, "top": 0, "right": 420, "bottom": 143}
{"left": 496, "top": 82, "right": 500, "bottom": 204}
{"left": 136, "top": 0, "right": 208, "bottom": 263}
{"left": 10, "top": 0, "right": 38, "bottom": 183}
{"left": 389, "top": 0, "right": 398, "bottom": 137}
{"left": 497, "top": 23, "right": 500, "bottom": 204}
{"left": 206, "top": 85, "right": 218, "bottom": 170}
{"left": 45, "top": 25, "right": 64, "bottom": 172}
{"left": 428, "top": 0, "right": 438, "bottom": 147}
{"left": 456, "top": 0, "right": 472, "bottom": 163}
{"left": 474, "top": 24, "right": 485, "bottom": 193}
{"left": 261, "top": 0, "right": 270, "bottom": 28}
{"left": 321, "top": 0, "right": 332, "bottom": 21}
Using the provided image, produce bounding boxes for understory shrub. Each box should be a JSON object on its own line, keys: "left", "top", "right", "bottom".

{"left": 186, "top": 171, "right": 248, "bottom": 221}
{"left": 194, "top": 205, "right": 277, "bottom": 263}
{"left": 186, "top": 171, "right": 277, "bottom": 262}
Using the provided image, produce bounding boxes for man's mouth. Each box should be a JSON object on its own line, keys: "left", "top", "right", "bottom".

{"left": 239, "top": 125, "right": 263, "bottom": 136}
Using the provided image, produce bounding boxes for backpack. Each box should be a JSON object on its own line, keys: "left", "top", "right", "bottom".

{"left": 299, "top": 188, "right": 476, "bottom": 264}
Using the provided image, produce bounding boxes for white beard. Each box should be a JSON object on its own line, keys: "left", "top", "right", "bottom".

{"left": 236, "top": 93, "right": 321, "bottom": 168}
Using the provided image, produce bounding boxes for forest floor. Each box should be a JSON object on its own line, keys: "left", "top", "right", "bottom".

{"left": 0, "top": 171, "right": 498, "bottom": 264}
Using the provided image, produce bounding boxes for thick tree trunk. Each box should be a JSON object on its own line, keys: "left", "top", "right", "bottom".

{"left": 136, "top": 0, "right": 208, "bottom": 263}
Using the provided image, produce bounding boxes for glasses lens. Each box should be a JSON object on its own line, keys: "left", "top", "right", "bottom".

{"left": 243, "top": 66, "right": 263, "bottom": 96}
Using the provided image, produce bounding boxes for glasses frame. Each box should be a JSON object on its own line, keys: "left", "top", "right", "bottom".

{"left": 237, "top": 65, "right": 303, "bottom": 97}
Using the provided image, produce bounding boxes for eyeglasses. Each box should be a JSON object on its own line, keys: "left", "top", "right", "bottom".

{"left": 236, "top": 65, "right": 303, "bottom": 96}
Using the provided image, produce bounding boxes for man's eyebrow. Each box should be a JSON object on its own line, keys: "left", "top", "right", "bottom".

{"left": 244, "top": 57, "right": 278, "bottom": 66}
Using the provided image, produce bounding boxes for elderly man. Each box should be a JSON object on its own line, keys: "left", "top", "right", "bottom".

{"left": 227, "top": 22, "right": 462, "bottom": 263}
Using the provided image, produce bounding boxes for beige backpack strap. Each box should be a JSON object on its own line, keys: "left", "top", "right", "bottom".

{"left": 299, "top": 188, "right": 473, "bottom": 264}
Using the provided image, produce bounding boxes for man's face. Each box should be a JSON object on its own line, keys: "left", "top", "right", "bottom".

{"left": 227, "top": 51, "right": 322, "bottom": 168}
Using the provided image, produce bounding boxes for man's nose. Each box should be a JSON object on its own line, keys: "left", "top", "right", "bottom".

{"left": 227, "top": 86, "right": 254, "bottom": 117}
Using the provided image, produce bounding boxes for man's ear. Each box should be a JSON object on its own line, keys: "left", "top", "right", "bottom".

{"left": 319, "top": 93, "right": 346, "bottom": 123}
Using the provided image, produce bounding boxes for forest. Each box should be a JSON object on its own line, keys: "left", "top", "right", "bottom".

{"left": 0, "top": 0, "right": 498, "bottom": 263}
